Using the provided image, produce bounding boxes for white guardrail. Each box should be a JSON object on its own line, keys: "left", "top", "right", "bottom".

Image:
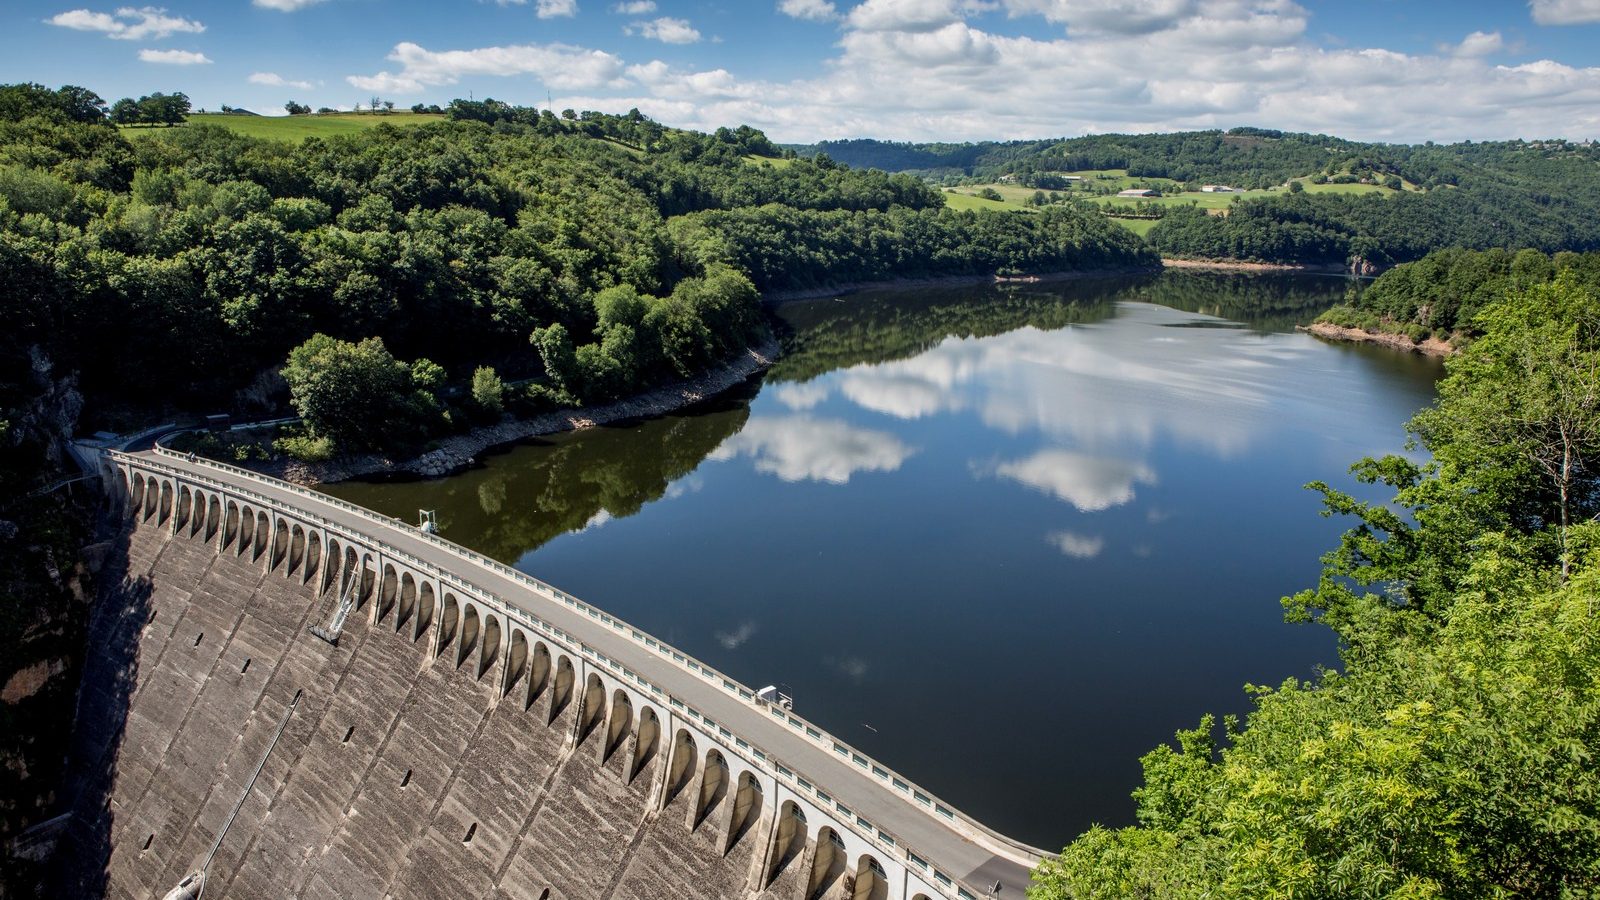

{"left": 118, "top": 445, "right": 1047, "bottom": 896}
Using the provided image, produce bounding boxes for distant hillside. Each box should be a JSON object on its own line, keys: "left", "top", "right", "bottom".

{"left": 792, "top": 128, "right": 1594, "bottom": 190}
{"left": 790, "top": 128, "right": 1600, "bottom": 268}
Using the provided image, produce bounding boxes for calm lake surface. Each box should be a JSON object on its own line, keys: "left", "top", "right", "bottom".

{"left": 323, "top": 271, "right": 1443, "bottom": 848}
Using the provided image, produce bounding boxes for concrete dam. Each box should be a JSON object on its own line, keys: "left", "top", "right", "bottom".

{"left": 52, "top": 447, "right": 1043, "bottom": 899}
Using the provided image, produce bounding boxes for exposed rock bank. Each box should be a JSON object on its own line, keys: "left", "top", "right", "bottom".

{"left": 1161, "top": 257, "right": 1346, "bottom": 274}
{"left": 262, "top": 337, "right": 780, "bottom": 486}
{"left": 1301, "top": 322, "right": 1457, "bottom": 357}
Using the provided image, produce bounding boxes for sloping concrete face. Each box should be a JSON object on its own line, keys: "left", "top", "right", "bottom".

{"left": 54, "top": 521, "right": 808, "bottom": 899}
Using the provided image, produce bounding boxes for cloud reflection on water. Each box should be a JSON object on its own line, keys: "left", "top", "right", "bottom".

{"left": 989, "top": 450, "right": 1158, "bottom": 511}
{"left": 785, "top": 303, "right": 1311, "bottom": 461}
{"left": 709, "top": 414, "right": 916, "bottom": 484}
{"left": 1047, "top": 530, "right": 1105, "bottom": 559}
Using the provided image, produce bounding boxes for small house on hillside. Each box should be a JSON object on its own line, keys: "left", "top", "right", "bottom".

{"left": 1200, "top": 184, "right": 1235, "bottom": 193}
{"left": 1117, "top": 188, "right": 1157, "bottom": 197}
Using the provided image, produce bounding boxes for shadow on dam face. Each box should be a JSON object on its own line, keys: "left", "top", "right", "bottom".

{"left": 49, "top": 522, "right": 148, "bottom": 897}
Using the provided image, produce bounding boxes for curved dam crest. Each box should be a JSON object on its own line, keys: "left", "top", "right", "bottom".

{"left": 53, "top": 447, "right": 1038, "bottom": 899}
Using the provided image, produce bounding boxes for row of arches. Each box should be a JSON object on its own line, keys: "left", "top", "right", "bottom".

{"left": 660, "top": 724, "right": 901, "bottom": 900}
{"left": 116, "top": 462, "right": 942, "bottom": 900}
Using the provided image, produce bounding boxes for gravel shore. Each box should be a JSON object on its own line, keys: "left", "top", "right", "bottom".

{"left": 1301, "top": 322, "right": 1456, "bottom": 357}
{"left": 260, "top": 336, "right": 780, "bottom": 485}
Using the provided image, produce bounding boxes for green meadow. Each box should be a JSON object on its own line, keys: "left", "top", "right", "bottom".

{"left": 123, "top": 112, "right": 447, "bottom": 141}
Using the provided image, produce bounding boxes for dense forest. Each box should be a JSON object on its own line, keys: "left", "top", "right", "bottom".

{"left": 1033, "top": 273, "right": 1600, "bottom": 897}
{"left": 0, "top": 84, "right": 1153, "bottom": 439}
{"left": 802, "top": 129, "right": 1600, "bottom": 268}
{"left": 1319, "top": 247, "right": 1600, "bottom": 339}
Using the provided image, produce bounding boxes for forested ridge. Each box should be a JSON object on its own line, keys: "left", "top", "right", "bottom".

{"left": 1318, "top": 247, "right": 1600, "bottom": 342}
{"left": 0, "top": 83, "right": 1154, "bottom": 440}
{"left": 803, "top": 129, "right": 1600, "bottom": 268}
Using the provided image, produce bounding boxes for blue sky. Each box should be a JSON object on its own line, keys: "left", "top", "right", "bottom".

{"left": 4, "top": 0, "right": 1600, "bottom": 142}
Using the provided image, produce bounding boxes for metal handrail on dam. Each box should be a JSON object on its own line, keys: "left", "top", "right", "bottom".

{"left": 109, "top": 445, "right": 1047, "bottom": 899}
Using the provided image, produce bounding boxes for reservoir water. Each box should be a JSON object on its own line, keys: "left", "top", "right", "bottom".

{"left": 322, "top": 271, "right": 1443, "bottom": 849}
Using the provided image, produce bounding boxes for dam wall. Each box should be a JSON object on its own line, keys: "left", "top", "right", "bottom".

{"left": 49, "top": 449, "right": 1039, "bottom": 898}
{"left": 60, "top": 511, "right": 887, "bottom": 899}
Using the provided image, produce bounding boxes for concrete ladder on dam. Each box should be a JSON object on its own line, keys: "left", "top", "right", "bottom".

{"left": 309, "top": 554, "right": 365, "bottom": 644}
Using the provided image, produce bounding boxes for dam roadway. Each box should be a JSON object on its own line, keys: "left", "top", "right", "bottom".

{"left": 118, "top": 447, "right": 1042, "bottom": 898}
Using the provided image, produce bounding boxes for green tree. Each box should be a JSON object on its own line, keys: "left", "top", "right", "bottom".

{"left": 471, "top": 365, "right": 504, "bottom": 418}
{"left": 282, "top": 334, "right": 415, "bottom": 452}
{"left": 1412, "top": 274, "right": 1600, "bottom": 580}
{"left": 109, "top": 97, "right": 141, "bottom": 125}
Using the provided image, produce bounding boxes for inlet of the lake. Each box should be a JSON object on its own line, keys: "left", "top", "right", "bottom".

{"left": 322, "top": 270, "right": 1443, "bottom": 849}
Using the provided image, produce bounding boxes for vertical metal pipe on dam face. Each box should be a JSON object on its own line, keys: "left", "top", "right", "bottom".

{"left": 104, "top": 448, "right": 1045, "bottom": 899}
{"left": 191, "top": 688, "right": 302, "bottom": 900}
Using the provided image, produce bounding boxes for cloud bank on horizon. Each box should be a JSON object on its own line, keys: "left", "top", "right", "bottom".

{"left": 19, "top": 0, "right": 1600, "bottom": 142}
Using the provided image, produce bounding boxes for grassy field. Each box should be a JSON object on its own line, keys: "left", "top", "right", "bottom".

{"left": 1057, "top": 169, "right": 1183, "bottom": 192}
{"left": 941, "top": 184, "right": 1048, "bottom": 210}
{"left": 1105, "top": 216, "right": 1161, "bottom": 237}
{"left": 123, "top": 112, "right": 447, "bottom": 141}
{"left": 1091, "top": 189, "right": 1276, "bottom": 210}
{"left": 940, "top": 188, "right": 1161, "bottom": 236}
{"left": 943, "top": 190, "right": 1012, "bottom": 211}
{"left": 948, "top": 175, "right": 1407, "bottom": 215}
{"left": 942, "top": 170, "right": 1408, "bottom": 236}
{"left": 743, "top": 154, "right": 794, "bottom": 168}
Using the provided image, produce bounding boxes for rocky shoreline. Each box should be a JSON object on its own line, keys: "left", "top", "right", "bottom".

{"left": 1160, "top": 257, "right": 1359, "bottom": 274}
{"left": 256, "top": 336, "right": 780, "bottom": 486}
{"left": 1300, "top": 322, "right": 1457, "bottom": 357}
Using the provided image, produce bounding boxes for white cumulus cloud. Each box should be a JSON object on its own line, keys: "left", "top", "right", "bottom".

{"left": 613, "top": 0, "right": 656, "bottom": 11}
{"left": 252, "top": 0, "right": 329, "bottom": 10}
{"left": 847, "top": 0, "right": 994, "bottom": 32}
{"left": 538, "top": 0, "right": 579, "bottom": 17}
{"left": 139, "top": 48, "right": 211, "bottom": 64}
{"left": 1452, "top": 30, "right": 1504, "bottom": 57}
{"left": 1004, "top": 0, "right": 1207, "bottom": 34}
{"left": 779, "top": 0, "right": 840, "bottom": 20}
{"left": 1529, "top": 0, "right": 1600, "bottom": 25}
{"left": 47, "top": 6, "right": 204, "bottom": 40}
{"left": 248, "top": 71, "right": 314, "bottom": 89}
{"left": 628, "top": 16, "right": 702, "bottom": 43}
{"left": 347, "top": 0, "right": 1600, "bottom": 142}
{"left": 347, "top": 41, "right": 627, "bottom": 93}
